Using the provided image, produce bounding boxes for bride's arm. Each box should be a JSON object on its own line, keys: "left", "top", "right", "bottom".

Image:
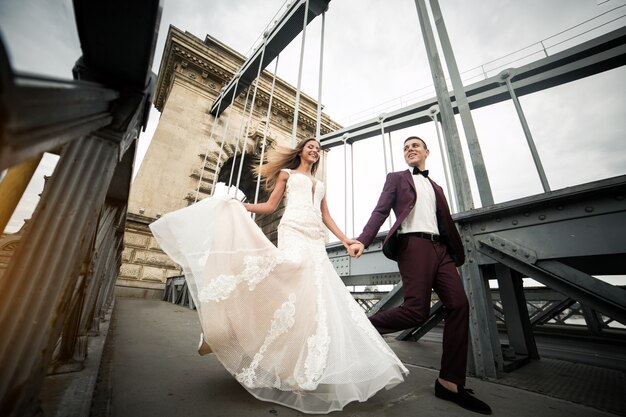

{"left": 243, "top": 171, "right": 288, "bottom": 215}
{"left": 320, "top": 196, "right": 359, "bottom": 251}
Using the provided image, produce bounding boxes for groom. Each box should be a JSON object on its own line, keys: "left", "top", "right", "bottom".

{"left": 350, "top": 136, "right": 491, "bottom": 415}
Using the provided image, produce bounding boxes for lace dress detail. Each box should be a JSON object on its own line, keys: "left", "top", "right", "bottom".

{"left": 236, "top": 293, "right": 297, "bottom": 387}
{"left": 150, "top": 171, "right": 408, "bottom": 414}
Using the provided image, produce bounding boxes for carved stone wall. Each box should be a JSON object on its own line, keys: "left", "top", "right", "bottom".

{"left": 118, "top": 25, "right": 341, "bottom": 298}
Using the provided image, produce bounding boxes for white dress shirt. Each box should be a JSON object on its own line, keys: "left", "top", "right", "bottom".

{"left": 397, "top": 172, "right": 439, "bottom": 235}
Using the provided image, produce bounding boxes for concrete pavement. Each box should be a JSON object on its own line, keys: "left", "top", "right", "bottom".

{"left": 90, "top": 297, "right": 623, "bottom": 417}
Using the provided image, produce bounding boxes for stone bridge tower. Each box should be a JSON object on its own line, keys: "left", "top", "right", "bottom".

{"left": 117, "top": 25, "right": 341, "bottom": 298}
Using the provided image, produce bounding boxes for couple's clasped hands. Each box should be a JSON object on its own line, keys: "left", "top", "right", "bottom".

{"left": 341, "top": 239, "right": 365, "bottom": 258}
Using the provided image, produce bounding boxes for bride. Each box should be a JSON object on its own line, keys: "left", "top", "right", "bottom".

{"left": 150, "top": 138, "right": 408, "bottom": 414}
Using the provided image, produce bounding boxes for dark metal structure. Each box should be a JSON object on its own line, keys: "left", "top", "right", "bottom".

{"left": 209, "top": 0, "right": 331, "bottom": 117}
{"left": 0, "top": 1, "right": 161, "bottom": 416}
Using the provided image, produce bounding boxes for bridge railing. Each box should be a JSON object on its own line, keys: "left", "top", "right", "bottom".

{"left": 0, "top": 1, "right": 161, "bottom": 416}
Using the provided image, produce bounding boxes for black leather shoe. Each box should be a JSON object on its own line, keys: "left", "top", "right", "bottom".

{"left": 435, "top": 378, "right": 492, "bottom": 415}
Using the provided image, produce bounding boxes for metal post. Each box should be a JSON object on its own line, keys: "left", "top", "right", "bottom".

{"left": 350, "top": 142, "right": 355, "bottom": 237}
{"left": 428, "top": 105, "right": 456, "bottom": 212}
{"left": 414, "top": 0, "right": 498, "bottom": 380}
{"left": 236, "top": 33, "right": 268, "bottom": 192}
{"left": 228, "top": 87, "right": 252, "bottom": 192}
{"left": 500, "top": 69, "right": 551, "bottom": 192}
{"left": 316, "top": 10, "right": 326, "bottom": 140}
{"left": 378, "top": 114, "right": 389, "bottom": 175}
{"left": 254, "top": 56, "right": 281, "bottom": 209}
{"left": 211, "top": 77, "right": 241, "bottom": 196}
{"left": 413, "top": 0, "right": 474, "bottom": 211}
{"left": 429, "top": 0, "right": 494, "bottom": 207}
{"left": 0, "top": 135, "right": 119, "bottom": 417}
{"left": 481, "top": 64, "right": 488, "bottom": 79}
{"left": 377, "top": 115, "right": 394, "bottom": 229}
{"left": 342, "top": 133, "right": 349, "bottom": 235}
{"left": 195, "top": 98, "right": 222, "bottom": 202}
{"left": 291, "top": 0, "right": 310, "bottom": 147}
{"left": 387, "top": 131, "right": 395, "bottom": 172}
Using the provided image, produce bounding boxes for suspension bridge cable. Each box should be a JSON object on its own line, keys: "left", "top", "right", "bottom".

{"left": 378, "top": 114, "right": 389, "bottom": 175}
{"left": 211, "top": 77, "right": 241, "bottom": 196}
{"left": 316, "top": 10, "right": 326, "bottom": 140}
{"left": 342, "top": 133, "right": 349, "bottom": 236}
{"left": 252, "top": 55, "right": 281, "bottom": 220}
{"left": 350, "top": 142, "right": 355, "bottom": 237}
{"left": 377, "top": 114, "right": 393, "bottom": 229}
{"left": 387, "top": 131, "right": 395, "bottom": 172}
{"left": 291, "top": 0, "right": 310, "bottom": 146}
{"left": 429, "top": 106, "right": 456, "bottom": 213}
{"left": 236, "top": 33, "right": 269, "bottom": 193}
{"left": 227, "top": 87, "right": 252, "bottom": 193}
{"left": 194, "top": 97, "right": 222, "bottom": 203}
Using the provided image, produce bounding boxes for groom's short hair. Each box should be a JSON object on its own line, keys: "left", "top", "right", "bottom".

{"left": 404, "top": 136, "right": 428, "bottom": 149}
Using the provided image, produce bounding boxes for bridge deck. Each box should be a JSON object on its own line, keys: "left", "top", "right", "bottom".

{"left": 40, "top": 297, "right": 624, "bottom": 417}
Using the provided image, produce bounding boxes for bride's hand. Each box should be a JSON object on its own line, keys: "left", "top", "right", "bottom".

{"left": 341, "top": 239, "right": 353, "bottom": 251}
{"left": 342, "top": 238, "right": 359, "bottom": 253}
{"left": 348, "top": 242, "right": 365, "bottom": 258}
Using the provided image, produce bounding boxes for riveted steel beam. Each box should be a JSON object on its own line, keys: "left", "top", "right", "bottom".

{"left": 476, "top": 237, "right": 626, "bottom": 325}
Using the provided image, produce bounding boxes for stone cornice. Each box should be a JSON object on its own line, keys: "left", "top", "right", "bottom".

{"left": 126, "top": 212, "right": 157, "bottom": 226}
{"left": 154, "top": 25, "right": 341, "bottom": 135}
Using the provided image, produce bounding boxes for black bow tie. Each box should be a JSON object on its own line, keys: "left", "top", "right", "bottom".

{"left": 412, "top": 166, "right": 429, "bottom": 177}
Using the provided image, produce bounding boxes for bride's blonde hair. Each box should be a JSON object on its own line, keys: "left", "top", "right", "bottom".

{"left": 255, "top": 137, "right": 320, "bottom": 191}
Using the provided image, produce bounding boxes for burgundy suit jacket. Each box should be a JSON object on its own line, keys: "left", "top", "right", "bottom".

{"left": 357, "top": 169, "right": 465, "bottom": 266}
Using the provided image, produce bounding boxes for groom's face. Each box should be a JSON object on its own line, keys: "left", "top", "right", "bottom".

{"left": 403, "top": 138, "right": 429, "bottom": 167}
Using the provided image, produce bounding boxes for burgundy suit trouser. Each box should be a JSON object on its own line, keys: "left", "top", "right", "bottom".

{"left": 369, "top": 235, "right": 469, "bottom": 386}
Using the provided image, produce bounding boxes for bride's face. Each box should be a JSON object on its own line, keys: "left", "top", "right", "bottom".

{"left": 299, "top": 140, "right": 320, "bottom": 165}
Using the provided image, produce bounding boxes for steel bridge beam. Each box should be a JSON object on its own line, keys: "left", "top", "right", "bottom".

{"left": 209, "top": 0, "right": 331, "bottom": 117}
{"left": 0, "top": 1, "right": 161, "bottom": 415}
{"left": 457, "top": 174, "right": 626, "bottom": 270}
{"left": 319, "top": 26, "right": 626, "bottom": 148}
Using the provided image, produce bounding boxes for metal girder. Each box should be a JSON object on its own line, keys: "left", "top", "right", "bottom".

{"left": 73, "top": 0, "right": 162, "bottom": 91}
{"left": 530, "top": 298, "right": 576, "bottom": 326}
{"left": 396, "top": 301, "right": 445, "bottom": 341}
{"left": 210, "top": 0, "right": 331, "bottom": 116}
{"left": 476, "top": 236, "right": 626, "bottom": 325}
{"left": 367, "top": 282, "right": 404, "bottom": 316}
{"left": 163, "top": 276, "right": 196, "bottom": 309}
{"left": 460, "top": 260, "right": 501, "bottom": 378}
{"left": 0, "top": 1, "right": 161, "bottom": 415}
{"left": 458, "top": 174, "right": 626, "bottom": 273}
{"left": 493, "top": 264, "right": 539, "bottom": 359}
{"left": 319, "top": 26, "right": 626, "bottom": 148}
{"left": 326, "top": 238, "right": 402, "bottom": 286}
{"left": 581, "top": 304, "right": 604, "bottom": 335}
{"left": 492, "top": 286, "right": 570, "bottom": 302}
{"left": 0, "top": 136, "right": 119, "bottom": 417}
{"left": 0, "top": 73, "right": 118, "bottom": 170}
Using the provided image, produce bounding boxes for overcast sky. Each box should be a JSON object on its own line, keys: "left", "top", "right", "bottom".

{"left": 1, "top": 0, "right": 625, "bottom": 234}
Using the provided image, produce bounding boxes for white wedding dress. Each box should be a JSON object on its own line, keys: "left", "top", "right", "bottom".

{"left": 150, "top": 169, "right": 408, "bottom": 414}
